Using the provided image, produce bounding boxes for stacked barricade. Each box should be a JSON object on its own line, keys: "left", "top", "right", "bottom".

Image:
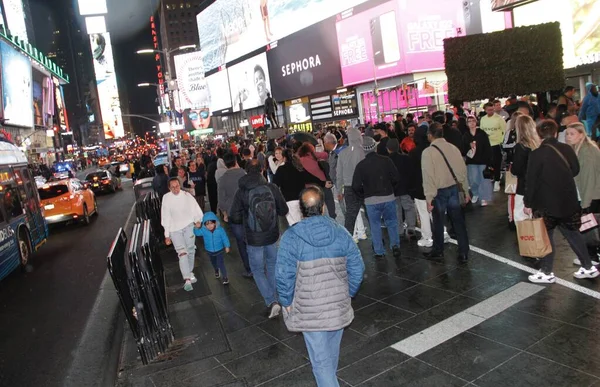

{"left": 107, "top": 191, "right": 173, "bottom": 365}
{"left": 136, "top": 191, "right": 163, "bottom": 244}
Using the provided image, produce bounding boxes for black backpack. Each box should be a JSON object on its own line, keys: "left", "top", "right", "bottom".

{"left": 247, "top": 185, "right": 276, "bottom": 233}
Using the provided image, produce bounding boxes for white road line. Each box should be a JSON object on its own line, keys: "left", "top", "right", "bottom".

{"left": 414, "top": 227, "right": 600, "bottom": 300}
{"left": 391, "top": 283, "right": 544, "bottom": 357}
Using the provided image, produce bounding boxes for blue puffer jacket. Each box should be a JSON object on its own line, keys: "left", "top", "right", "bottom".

{"left": 276, "top": 216, "right": 365, "bottom": 332}
{"left": 194, "top": 212, "right": 230, "bottom": 253}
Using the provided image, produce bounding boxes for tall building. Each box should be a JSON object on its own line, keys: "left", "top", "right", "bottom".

{"left": 30, "top": 0, "right": 101, "bottom": 145}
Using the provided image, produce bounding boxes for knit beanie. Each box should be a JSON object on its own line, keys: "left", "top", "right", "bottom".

{"left": 363, "top": 136, "right": 377, "bottom": 153}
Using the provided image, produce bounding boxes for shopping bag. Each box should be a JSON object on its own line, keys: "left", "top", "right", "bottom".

{"left": 504, "top": 171, "right": 518, "bottom": 194}
{"left": 581, "top": 213, "right": 600, "bottom": 247}
{"left": 516, "top": 218, "right": 552, "bottom": 258}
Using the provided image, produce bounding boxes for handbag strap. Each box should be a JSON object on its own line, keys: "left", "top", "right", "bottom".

{"left": 544, "top": 144, "right": 570, "bottom": 170}
{"left": 432, "top": 144, "right": 459, "bottom": 185}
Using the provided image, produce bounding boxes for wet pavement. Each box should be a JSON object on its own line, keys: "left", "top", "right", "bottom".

{"left": 116, "top": 191, "right": 600, "bottom": 387}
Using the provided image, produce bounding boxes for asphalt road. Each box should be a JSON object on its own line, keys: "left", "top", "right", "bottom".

{"left": 0, "top": 178, "right": 135, "bottom": 387}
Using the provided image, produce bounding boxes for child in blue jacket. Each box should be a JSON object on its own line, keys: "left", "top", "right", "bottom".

{"left": 194, "top": 212, "right": 231, "bottom": 285}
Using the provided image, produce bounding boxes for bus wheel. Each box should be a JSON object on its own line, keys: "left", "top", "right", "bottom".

{"left": 18, "top": 231, "right": 31, "bottom": 268}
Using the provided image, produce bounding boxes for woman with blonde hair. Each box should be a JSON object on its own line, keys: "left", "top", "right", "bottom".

{"left": 504, "top": 111, "right": 522, "bottom": 227}
{"left": 565, "top": 122, "right": 600, "bottom": 265}
{"left": 510, "top": 115, "right": 541, "bottom": 222}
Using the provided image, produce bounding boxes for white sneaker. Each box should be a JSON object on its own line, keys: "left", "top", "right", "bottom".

{"left": 480, "top": 200, "right": 488, "bottom": 207}
{"left": 190, "top": 273, "right": 198, "bottom": 284}
{"left": 268, "top": 303, "right": 281, "bottom": 319}
{"left": 528, "top": 270, "right": 556, "bottom": 284}
{"left": 353, "top": 236, "right": 359, "bottom": 244}
{"left": 183, "top": 280, "right": 194, "bottom": 291}
{"left": 418, "top": 238, "right": 433, "bottom": 247}
{"left": 494, "top": 181, "right": 501, "bottom": 192}
{"left": 573, "top": 258, "right": 600, "bottom": 266}
{"left": 471, "top": 196, "right": 479, "bottom": 204}
{"left": 574, "top": 266, "right": 600, "bottom": 279}
{"left": 444, "top": 233, "right": 451, "bottom": 243}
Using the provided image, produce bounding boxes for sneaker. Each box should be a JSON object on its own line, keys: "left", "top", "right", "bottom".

{"left": 268, "top": 303, "right": 281, "bottom": 319}
{"left": 528, "top": 270, "right": 556, "bottom": 284}
{"left": 418, "top": 238, "right": 433, "bottom": 248}
{"left": 480, "top": 200, "right": 488, "bottom": 207}
{"left": 574, "top": 266, "right": 600, "bottom": 279}
{"left": 183, "top": 280, "right": 193, "bottom": 291}
{"left": 353, "top": 236, "right": 359, "bottom": 244}
{"left": 222, "top": 277, "right": 230, "bottom": 285}
{"left": 444, "top": 233, "right": 451, "bottom": 243}
{"left": 214, "top": 270, "right": 220, "bottom": 279}
{"left": 392, "top": 246, "right": 401, "bottom": 258}
{"left": 189, "top": 273, "right": 197, "bottom": 284}
{"left": 494, "top": 181, "right": 501, "bottom": 192}
{"left": 471, "top": 195, "right": 479, "bottom": 204}
{"left": 242, "top": 271, "right": 254, "bottom": 278}
{"left": 573, "top": 258, "right": 600, "bottom": 266}
{"left": 374, "top": 254, "right": 385, "bottom": 259}
{"left": 356, "top": 234, "right": 368, "bottom": 241}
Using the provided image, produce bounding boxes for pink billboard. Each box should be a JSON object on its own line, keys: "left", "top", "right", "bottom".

{"left": 336, "top": 0, "right": 465, "bottom": 86}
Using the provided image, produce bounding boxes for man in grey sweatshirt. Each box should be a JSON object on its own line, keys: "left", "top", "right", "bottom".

{"left": 336, "top": 127, "right": 365, "bottom": 235}
{"left": 218, "top": 152, "right": 252, "bottom": 277}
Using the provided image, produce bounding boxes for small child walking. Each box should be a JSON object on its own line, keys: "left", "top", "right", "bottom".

{"left": 194, "top": 212, "right": 231, "bottom": 285}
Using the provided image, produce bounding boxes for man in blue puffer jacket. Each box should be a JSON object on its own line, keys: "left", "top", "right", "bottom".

{"left": 276, "top": 186, "right": 365, "bottom": 387}
{"left": 194, "top": 212, "right": 231, "bottom": 285}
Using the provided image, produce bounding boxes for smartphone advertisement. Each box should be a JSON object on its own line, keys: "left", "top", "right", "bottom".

{"left": 336, "top": 0, "right": 465, "bottom": 86}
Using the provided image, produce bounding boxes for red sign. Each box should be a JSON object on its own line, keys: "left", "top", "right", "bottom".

{"left": 250, "top": 115, "right": 265, "bottom": 129}
{"left": 150, "top": 16, "right": 163, "bottom": 85}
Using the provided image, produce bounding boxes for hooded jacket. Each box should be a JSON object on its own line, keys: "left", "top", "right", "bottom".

{"left": 215, "top": 158, "right": 228, "bottom": 183}
{"left": 336, "top": 128, "right": 365, "bottom": 188}
{"left": 276, "top": 215, "right": 365, "bottom": 332}
{"left": 217, "top": 167, "right": 246, "bottom": 216}
{"left": 579, "top": 83, "right": 600, "bottom": 129}
{"left": 229, "top": 173, "right": 289, "bottom": 246}
{"left": 193, "top": 212, "right": 231, "bottom": 253}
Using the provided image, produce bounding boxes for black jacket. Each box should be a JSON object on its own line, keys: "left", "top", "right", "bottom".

{"left": 377, "top": 136, "right": 390, "bottom": 156}
{"left": 273, "top": 162, "right": 322, "bottom": 202}
{"left": 352, "top": 152, "right": 399, "bottom": 200}
{"left": 443, "top": 125, "right": 463, "bottom": 150}
{"left": 510, "top": 143, "right": 531, "bottom": 196}
{"left": 525, "top": 138, "right": 581, "bottom": 218}
{"left": 388, "top": 152, "right": 414, "bottom": 197}
{"left": 408, "top": 142, "right": 427, "bottom": 200}
{"left": 152, "top": 173, "right": 169, "bottom": 197}
{"left": 229, "top": 173, "right": 289, "bottom": 246}
{"left": 462, "top": 129, "right": 492, "bottom": 166}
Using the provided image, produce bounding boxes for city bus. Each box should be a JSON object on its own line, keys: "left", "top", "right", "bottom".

{"left": 0, "top": 139, "right": 48, "bottom": 281}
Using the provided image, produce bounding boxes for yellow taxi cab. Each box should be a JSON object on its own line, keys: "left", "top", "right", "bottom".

{"left": 98, "top": 157, "right": 110, "bottom": 167}
{"left": 37, "top": 179, "right": 98, "bottom": 226}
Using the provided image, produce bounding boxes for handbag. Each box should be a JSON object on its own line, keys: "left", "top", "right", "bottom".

{"left": 431, "top": 145, "right": 467, "bottom": 206}
{"left": 504, "top": 170, "right": 518, "bottom": 194}
{"left": 581, "top": 213, "right": 600, "bottom": 246}
{"left": 516, "top": 218, "right": 553, "bottom": 258}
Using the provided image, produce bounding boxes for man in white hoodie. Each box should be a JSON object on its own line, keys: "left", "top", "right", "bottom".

{"left": 161, "top": 177, "right": 204, "bottom": 291}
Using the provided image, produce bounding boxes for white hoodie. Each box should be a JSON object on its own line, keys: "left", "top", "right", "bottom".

{"left": 161, "top": 191, "right": 204, "bottom": 238}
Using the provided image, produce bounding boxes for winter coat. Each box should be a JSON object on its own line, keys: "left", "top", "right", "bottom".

{"left": 408, "top": 129, "right": 429, "bottom": 200}
{"left": 152, "top": 173, "right": 169, "bottom": 197}
{"left": 274, "top": 161, "right": 322, "bottom": 202}
{"left": 336, "top": 128, "right": 364, "bottom": 188}
{"left": 193, "top": 212, "right": 231, "bottom": 253}
{"left": 573, "top": 141, "right": 600, "bottom": 209}
{"left": 525, "top": 138, "right": 581, "bottom": 218}
{"left": 217, "top": 168, "right": 246, "bottom": 215}
{"left": 510, "top": 143, "right": 532, "bottom": 196}
{"left": 388, "top": 152, "right": 414, "bottom": 197}
{"left": 462, "top": 129, "right": 492, "bottom": 166}
{"left": 276, "top": 215, "right": 365, "bottom": 332}
{"left": 229, "top": 173, "right": 289, "bottom": 246}
{"left": 352, "top": 152, "right": 399, "bottom": 202}
{"left": 579, "top": 83, "right": 600, "bottom": 131}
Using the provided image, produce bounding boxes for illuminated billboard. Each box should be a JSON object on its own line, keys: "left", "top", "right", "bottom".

{"left": 197, "top": 0, "right": 368, "bottom": 71}
{"left": 77, "top": 0, "right": 108, "bottom": 15}
{"left": 1, "top": 40, "right": 33, "bottom": 128}
{"left": 174, "top": 51, "right": 208, "bottom": 110}
{"left": 227, "top": 52, "right": 272, "bottom": 112}
{"left": 3, "top": 0, "right": 28, "bottom": 42}
{"left": 90, "top": 32, "right": 124, "bottom": 139}
{"left": 491, "top": 0, "right": 538, "bottom": 11}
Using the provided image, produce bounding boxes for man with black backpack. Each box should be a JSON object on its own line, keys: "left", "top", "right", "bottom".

{"left": 230, "top": 159, "right": 289, "bottom": 318}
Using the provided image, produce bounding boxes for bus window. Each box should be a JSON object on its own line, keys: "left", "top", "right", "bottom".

{"left": 2, "top": 186, "right": 24, "bottom": 219}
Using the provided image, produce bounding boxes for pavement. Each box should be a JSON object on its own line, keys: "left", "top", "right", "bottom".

{"left": 114, "top": 191, "right": 600, "bottom": 387}
{"left": 0, "top": 171, "right": 136, "bottom": 387}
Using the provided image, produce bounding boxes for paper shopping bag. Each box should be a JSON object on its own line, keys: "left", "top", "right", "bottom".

{"left": 516, "top": 218, "right": 552, "bottom": 258}
{"left": 504, "top": 171, "right": 518, "bottom": 194}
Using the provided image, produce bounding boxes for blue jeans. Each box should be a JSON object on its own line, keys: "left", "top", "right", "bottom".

{"left": 247, "top": 243, "right": 277, "bottom": 306}
{"left": 467, "top": 164, "right": 486, "bottom": 199}
{"left": 303, "top": 329, "right": 343, "bottom": 387}
{"left": 432, "top": 185, "right": 469, "bottom": 255}
{"left": 208, "top": 251, "right": 227, "bottom": 278}
{"left": 366, "top": 200, "right": 400, "bottom": 255}
{"left": 230, "top": 223, "right": 251, "bottom": 273}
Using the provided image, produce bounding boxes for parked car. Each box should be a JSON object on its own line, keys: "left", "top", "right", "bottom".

{"left": 38, "top": 179, "right": 98, "bottom": 225}
{"left": 84, "top": 170, "right": 120, "bottom": 194}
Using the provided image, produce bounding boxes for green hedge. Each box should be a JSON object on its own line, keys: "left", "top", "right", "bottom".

{"left": 444, "top": 22, "right": 565, "bottom": 101}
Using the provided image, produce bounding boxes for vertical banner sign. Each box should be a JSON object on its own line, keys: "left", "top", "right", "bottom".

{"left": 150, "top": 16, "right": 163, "bottom": 88}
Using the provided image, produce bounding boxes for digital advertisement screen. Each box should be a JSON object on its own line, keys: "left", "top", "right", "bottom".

{"left": 285, "top": 97, "right": 311, "bottom": 124}
{"left": 174, "top": 51, "right": 209, "bottom": 110}
{"left": 1, "top": 40, "right": 33, "bottom": 128}
{"left": 90, "top": 32, "right": 124, "bottom": 139}
{"left": 336, "top": 0, "right": 464, "bottom": 86}
{"left": 197, "top": 0, "right": 368, "bottom": 72}
{"left": 3, "top": 0, "right": 28, "bottom": 42}
{"left": 492, "top": 0, "right": 538, "bottom": 11}
{"left": 32, "top": 70, "right": 44, "bottom": 127}
{"left": 267, "top": 18, "right": 342, "bottom": 102}
{"left": 227, "top": 52, "right": 272, "bottom": 112}
{"left": 183, "top": 108, "right": 211, "bottom": 131}
{"left": 331, "top": 89, "right": 358, "bottom": 118}
{"left": 205, "top": 70, "right": 232, "bottom": 113}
